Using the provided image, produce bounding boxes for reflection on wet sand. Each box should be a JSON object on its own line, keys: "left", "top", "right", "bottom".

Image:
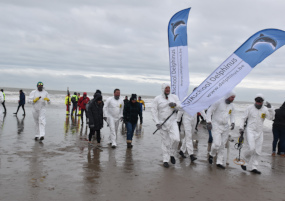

{"left": 16, "top": 116, "right": 25, "bottom": 134}
{"left": 28, "top": 143, "right": 46, "bottom": 200}
{"left": 0, "top": 113, "right": 6, "bottom": 129}
{"left": 121, "top": 122, "right": 127, "bottom": 136}
{"left": 64, "top": 116, "right": 70, "bottom": 134}
{"left": 124, "top": 149, "right": 134, "bottom": 173}
{"left": 135, "top": 124, "right": 144, "bottom": 136}
{"left": 80, "top": 123, "right": 88, "bottom": 137}
{"left": 82, "top": 147, "right": 102, "bottom": 196}
{"left": 71, "top": 116, "right": 78, "bottom": 134}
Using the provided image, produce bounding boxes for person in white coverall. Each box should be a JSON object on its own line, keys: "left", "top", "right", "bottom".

{"left": 103, "top": 88, "right": 124, "bottom": 148}
{"left": 28, "top": 82, "right": 50, "bottom": 141}
{"left": 177, "top": 111, "right": 198, "bottom": 162}
{"left": 151, "top": 83, "right": 181, "bottom": 168}
{"left": 206, "top": 91, "right": 236, "bottom": 169}
{"left": 239, "top": 94, "right": 275, "bottom": 174}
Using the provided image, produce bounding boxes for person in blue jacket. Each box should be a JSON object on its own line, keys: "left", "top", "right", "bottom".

{"left": 14, "top": 90, "right": 26, "bottom": 116}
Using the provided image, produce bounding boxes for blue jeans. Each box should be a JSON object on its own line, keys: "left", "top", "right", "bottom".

{"left": 272, "top": 125, "right": 285, "bottom": 154}
{"left": 126, "top": 122, "right": 137, "bottom": 141}
{"left": 208, "top": 130, "right": 213, "bottom": 143}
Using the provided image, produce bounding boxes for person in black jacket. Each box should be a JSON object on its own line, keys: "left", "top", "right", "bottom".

{"left": 123, "top": 94, "right": 142, "bottom": 148}
{"left": 272, "top": 102, "right": 285, "bottom": 157}
{"left": 87, "top": 92, "right": 104, "bottom": 146}
{"left": 13, "top": 90, "right": 26, "bottom": 116}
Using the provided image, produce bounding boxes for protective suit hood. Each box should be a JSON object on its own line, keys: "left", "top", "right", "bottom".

{"left": 161, "top": 83, "right": 171, "bottom": 98}
{"left": 255, "top": 93, "right": 264, "bottom": 100}
{"left": 225, "top": 91, "right": 236, "bottom": 99}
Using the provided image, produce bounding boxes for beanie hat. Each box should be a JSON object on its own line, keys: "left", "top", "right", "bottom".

{"left": 95, "top": 90, "right": 102, "bottom": 94}
{"left": 130, "top": 94, "right": 137, "bottom": 101}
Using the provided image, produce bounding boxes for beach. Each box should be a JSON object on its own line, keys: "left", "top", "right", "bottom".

{"left": 0, "top": 99, "right": 285, "bottom": 201}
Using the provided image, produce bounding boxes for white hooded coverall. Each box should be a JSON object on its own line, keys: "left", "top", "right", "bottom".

{"left": 206, "top": 92, "right": 235, "bottom": 165}
{"left": 103, "top": 96, "right": 124, "bottom": 146}
{"left": 177, "top": 111, "right": 196, "bottom": 155}
{"left": 240, "top": 102, "right": 275, "bottom": 170}
{"left": 28, "top": 89, "right": 50, "bottom": 138}
{"left": 151, "top": 83, "right": 181, "bottom": 163}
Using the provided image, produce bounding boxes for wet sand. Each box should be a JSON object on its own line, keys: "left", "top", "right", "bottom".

{"left": 0, "top": 103, "right": 284, "bottom": 201}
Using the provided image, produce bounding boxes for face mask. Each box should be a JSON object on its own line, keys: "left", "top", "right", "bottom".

{"left": 114, "top": 96, "right": 119, "bottom": 100}
{"left": 37, "top": 86, "right": 43, "bottom": 91}
{"left": 225, "top": 99, "right": 231, "bottom": 104}
{"left": 255, "top": 103, "right": 262, "bottom": 109}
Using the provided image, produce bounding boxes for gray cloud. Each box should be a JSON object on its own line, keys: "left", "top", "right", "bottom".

{"left": 1, "top": 0, "right": 285, "bottom": 103}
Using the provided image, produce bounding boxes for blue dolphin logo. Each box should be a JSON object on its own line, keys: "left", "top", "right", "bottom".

{"left": 246, "top": 34, "right": 277, "bottom": 52}
{"left": 171, "top": 20, "right": 186, "bottom": 41}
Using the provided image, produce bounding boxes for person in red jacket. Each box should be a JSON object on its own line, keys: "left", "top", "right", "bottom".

{"left": 78, "top": 92, "right": 90, "bottom": 124}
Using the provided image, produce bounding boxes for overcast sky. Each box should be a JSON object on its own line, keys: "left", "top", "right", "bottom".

{"left": 1, "top": 0, "right": 285, "bottom": 103}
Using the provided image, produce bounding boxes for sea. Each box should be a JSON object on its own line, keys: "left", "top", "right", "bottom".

{"left": 1, "top": 87, "right": 281, "bottom": 132}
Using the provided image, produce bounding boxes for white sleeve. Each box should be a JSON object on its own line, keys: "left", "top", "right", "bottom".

{"left": 120, "top": 99, "right": 124, "bottom": 118}
{"left": 174, "top": 95, "right": 182, "bottom": 109}
{"left": 46, "top": 92, "right": 51, "bottom": 104}
{"left": 28, "top": 90, "right": 36, "bottom": 104}
{"left": 266, "top": 107, "right": 275, "bottom": 121}
{"left": 0, "top": 92, "right": 3, "bottom": 103}
{"left": 151, "top": 97, "right": 160, "bottom": 125}
{"left": 103, "top": 97, "right": 110, "bottom": 118}
{"left": 177, "top": 111, "right": 184, "bottom": 122}
{"left": 230, "top": 105, "right": 235, "bottom": 124}
{"left": 206, "top": 102, "right": 219, "bottom": 123}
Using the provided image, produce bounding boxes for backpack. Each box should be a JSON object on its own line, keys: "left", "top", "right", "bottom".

{"left": 71, "top": 96, "right": 76, "bottom": 103}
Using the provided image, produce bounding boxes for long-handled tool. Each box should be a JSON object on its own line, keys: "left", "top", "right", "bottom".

{"left": 233, "top": 135, "right": 245, "bottom": 165}
{"left": 153, "top": 110, "right": 177, "bottom": 135}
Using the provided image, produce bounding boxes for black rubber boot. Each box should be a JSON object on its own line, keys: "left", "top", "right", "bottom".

{"left": 190, "top": 155, "right": 197, "bottom": 162}
{"left": 163, "top": 162, "right": 169, "bottom": 168}
{"left": 216, "top": 164, "right": 225, "bottom": 169}
{"left": 40, "top": 136, "right": 44, "bottom": 141}
{"left": 208, "top": 155, "right": 213, "bottom": 164}
{"left": 179, "top": 151, "right": 186, "bottom": 158}
{"left": 241, "top": 165, "right": 247, "bottom": 171}
{"left": 127, "top": 143, "right": 133, "bottom": 148}
{"left": 250, "top": 169, "right": 261, "bottom": 174}
{"left": 170, "top": 156, "right": 176, "bottom": 164}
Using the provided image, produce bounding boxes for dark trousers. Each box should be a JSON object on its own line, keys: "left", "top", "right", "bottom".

{"left": 16, "top": 104, "right": 25, "bottom": 114}
{"left": 81, "top": 109, "right": 88, "bottom": 122}
{"left": 2, "top": 101, "right": 6, "bottom": 113}
{"left": 72, "top": 103, "right": 77, "bottom": 115}
{"left": 272, "top": 125, "right": 285, "bottom": 154}
{"left": 195, "top": 115, "right": 205, "bottom": 130}
{"left": 89, "top": 128, "right": 101, "bottom": 143}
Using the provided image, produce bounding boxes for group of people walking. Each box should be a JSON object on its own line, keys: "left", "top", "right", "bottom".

{"left": 1, "top": 82, "right": 284, "bottom": 175}
{"left": 151, "top": 83, "right": 283, "bottom": 174}
{"left": 0, "top": 88, "right": 26, "bottom": 116}
{"left": 65, "top": 88, "right": 145, "bottom": 149}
